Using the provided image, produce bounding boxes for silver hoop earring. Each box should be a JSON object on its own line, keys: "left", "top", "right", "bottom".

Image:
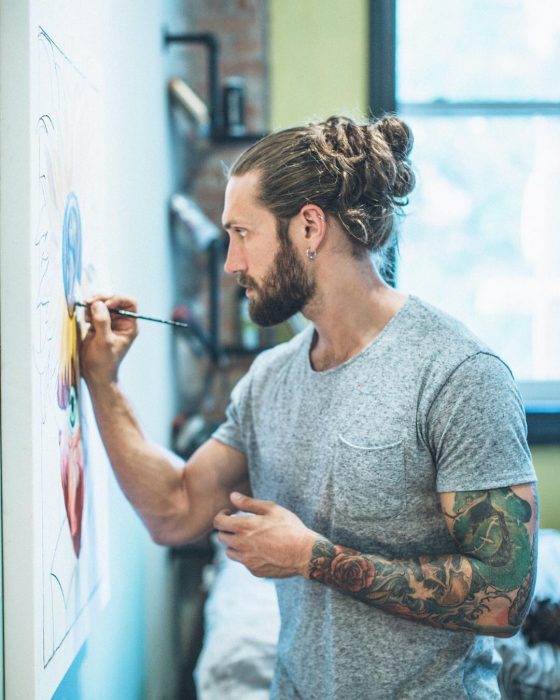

{"left": 306, "top": 248, "right": 317, "bottom": 261}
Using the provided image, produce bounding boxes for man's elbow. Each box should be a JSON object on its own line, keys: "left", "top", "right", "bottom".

{"left": 474, "top": 620, "right": 522, "bottom": 639}
{"left": 492, "top": 623, "right": 522, "bottom": 639}
{"left": 147, "top": 517, "right": 209, "bottom": 548}
{"left": 150, "top": 527, "right": 180, "bottom": 547}
{"left": 485, "top": 593, "right": 534, "bottom": 638}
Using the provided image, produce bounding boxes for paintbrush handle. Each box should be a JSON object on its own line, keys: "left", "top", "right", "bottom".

{"left": 112, "top": 308, "right": 191, "bottom": 329}
{"left": 75, "top": 301, "right": 191, "bottom": 329}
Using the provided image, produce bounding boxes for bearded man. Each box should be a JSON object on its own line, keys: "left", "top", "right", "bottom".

{"left": 81, "top": 115, "right": 538, "bottom": 699}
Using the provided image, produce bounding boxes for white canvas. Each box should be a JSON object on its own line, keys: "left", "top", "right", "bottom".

{"left": 32, "top": 21, "right": 110, "bottom": 699}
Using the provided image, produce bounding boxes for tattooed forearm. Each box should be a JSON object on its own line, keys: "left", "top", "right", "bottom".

{"left": 309, "top": 541, "right": 519, "bottom": 634}
{"left": 308, "top": 485, "right": 538, "bottom": 636}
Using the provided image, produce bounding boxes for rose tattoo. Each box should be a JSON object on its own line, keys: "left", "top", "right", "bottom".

{"left": 309, "top": 538, "right": 376, "bottom": 592}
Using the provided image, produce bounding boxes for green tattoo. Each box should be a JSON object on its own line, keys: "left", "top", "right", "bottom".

{"left": 308, "top": 486, "right": 536, "bottom": 635}
{"left": 451, "top": 488, "right": 532, "bottom": 588}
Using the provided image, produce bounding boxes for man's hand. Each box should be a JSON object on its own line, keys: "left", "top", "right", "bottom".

{"left": 214, "top": 493, "right": 318, "bottom": 579}
{"left": 80, "top": 295, "right": 139, "bottom": 387}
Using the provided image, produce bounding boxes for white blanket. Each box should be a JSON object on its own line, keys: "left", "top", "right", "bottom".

{"left": 194, "top": 538, "right": 280, "bottom": 700}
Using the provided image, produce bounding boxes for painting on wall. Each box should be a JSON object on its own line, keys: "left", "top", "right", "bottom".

{"left": 33, "top": 25, "right": 110, "bottom": 697}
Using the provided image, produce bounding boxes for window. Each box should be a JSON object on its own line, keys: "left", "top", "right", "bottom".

{"left": 370, "top": 0, "right": 560, "bottom": 441}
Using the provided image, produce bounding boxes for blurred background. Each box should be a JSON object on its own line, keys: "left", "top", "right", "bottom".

{"left": 41, "top": 1, "right": 558, "bottom": 697}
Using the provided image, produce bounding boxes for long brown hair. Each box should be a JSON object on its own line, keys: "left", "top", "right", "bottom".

{"left": 228, "top": 114, "right": 415, "bottom": 256}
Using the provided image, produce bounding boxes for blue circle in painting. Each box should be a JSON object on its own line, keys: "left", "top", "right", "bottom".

{"left": 62, "top": 192, "right": 82, "bottom": 313}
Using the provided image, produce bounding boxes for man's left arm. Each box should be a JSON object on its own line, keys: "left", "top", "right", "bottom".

{"left": 215, "top": 482, "right": 538, "bottom": 637}
{"left": 309, "top": 482, "right": 537, "bottom": 636}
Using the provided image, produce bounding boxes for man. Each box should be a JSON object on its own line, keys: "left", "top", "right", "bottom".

{"left": 82, "top": 115, "right": 538, "bottom": 699}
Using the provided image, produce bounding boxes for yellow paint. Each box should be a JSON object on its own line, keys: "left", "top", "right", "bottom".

{"left": 269, "top": 0, "right": 369, "bottom": 129}
{"left": 58, "top": 300, "right": 80, "bottom": 402}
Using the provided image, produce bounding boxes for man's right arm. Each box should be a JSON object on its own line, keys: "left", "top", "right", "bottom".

{"left": 81, "top": 296, "right": 249, "bottom": 546}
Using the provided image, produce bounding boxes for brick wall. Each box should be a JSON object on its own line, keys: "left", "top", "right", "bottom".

{"left": 168, "top": 0, "right": 269, "bottom": 350}
{"left": 177, "top": 0, "right": 269, "bottom": 139}
{"left": 166, "top": 1, "right": 271, "bottom": 441}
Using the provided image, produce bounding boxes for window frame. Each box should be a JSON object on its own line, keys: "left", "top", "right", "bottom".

{"left": 369, "top": 0, "right": 560, "bottom": 444}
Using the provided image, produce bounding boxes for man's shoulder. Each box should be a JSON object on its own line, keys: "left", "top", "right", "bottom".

{"left": 403, "top": 295, "right": 501, "bottom": 370}
{"left": 403, "top": 296, "right": 517, "bottom": 408}
{"left": 406, "top": 295, "right": 491, "bottom": 353}
{"left": 249, "top": 325, "right": 312, "bottom": 378}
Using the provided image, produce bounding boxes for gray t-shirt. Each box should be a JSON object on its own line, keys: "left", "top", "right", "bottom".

{"left": 213, "top": 294, "right": 536, "bottom": 699}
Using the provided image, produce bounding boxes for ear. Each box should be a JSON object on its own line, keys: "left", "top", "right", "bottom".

{"left": 299, "top": 204, "right": 327, "bottom": 251}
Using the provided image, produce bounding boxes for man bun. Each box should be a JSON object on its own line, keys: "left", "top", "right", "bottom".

{"left": 229, "top": 113, "right": 416, "bottom": 254}
{"left": 306, "top": 115, "right": 415, "bottom": 250}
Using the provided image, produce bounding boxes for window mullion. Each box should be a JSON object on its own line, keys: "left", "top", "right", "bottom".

{"left": 399, "top": 101, "right": 560, "bottom": 117}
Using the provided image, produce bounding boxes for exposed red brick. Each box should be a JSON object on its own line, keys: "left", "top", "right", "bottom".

{"left": 168, "top": 1, "right": 269, "bottom": 422}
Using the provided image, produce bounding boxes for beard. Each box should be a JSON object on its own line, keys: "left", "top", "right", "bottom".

{"left": 238, "top": 233, "right": 316, "bottom": 327}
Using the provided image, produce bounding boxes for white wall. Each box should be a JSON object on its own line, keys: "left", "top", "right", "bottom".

{"left": 103, "top": 3, "right": 178, "bottom": 698}
{"left": 54, "top": 2, "right": 179, "bottom": 698}
{"left": 0, "top": 1, "right": 32, "bottom": 697}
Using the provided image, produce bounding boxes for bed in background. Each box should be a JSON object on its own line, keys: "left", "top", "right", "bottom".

{"left": 194, "top": 535, "right": 280, "bottom": 699}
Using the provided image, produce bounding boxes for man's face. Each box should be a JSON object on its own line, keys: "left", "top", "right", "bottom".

{"left": 222, "top": 172, "right": 316, "bottom": 326}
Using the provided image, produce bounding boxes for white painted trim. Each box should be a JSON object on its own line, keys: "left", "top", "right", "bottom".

{"left": 1, "top": 1, "right": 39, "bottom": 698}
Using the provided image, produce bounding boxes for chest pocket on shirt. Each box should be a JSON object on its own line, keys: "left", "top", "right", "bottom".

{"left": 334, "top": 435, "right": 406, "bottom": 521}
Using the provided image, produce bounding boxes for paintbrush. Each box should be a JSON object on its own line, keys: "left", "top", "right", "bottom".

{"left": 75, "top": 301, "right": 191, "bottom": 329}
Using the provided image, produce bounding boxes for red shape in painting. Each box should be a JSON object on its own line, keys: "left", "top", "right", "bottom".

{"left": 59, "top": 421, "right": 85, "bottom": 557}
{"left": 57, "top": 337, "right": 85, "bottom": 558}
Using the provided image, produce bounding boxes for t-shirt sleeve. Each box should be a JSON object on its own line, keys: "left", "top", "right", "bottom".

{"left": 425, "top": 351, "right": 537, "bottom": 493}
{"left": 211, "top": 369, "right": 252, "bottom": 455}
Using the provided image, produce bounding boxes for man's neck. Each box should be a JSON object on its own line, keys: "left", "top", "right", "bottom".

{"left": 304, "top": 263, "right": 408, "bottom": 372}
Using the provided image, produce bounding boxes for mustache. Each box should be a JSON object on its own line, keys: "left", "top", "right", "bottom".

{"left": 237, "top": 274, "right": 258, "bottom": 290}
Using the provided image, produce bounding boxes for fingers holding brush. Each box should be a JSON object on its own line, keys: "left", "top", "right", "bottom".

{"left": 78, "top": 294, "right": 194, "bottom": 385}
{"left": 83, "top": 295, "right": 139, "bottom": 337}
{"left": 79, "top": 295, "right": 139, "bottom": 386}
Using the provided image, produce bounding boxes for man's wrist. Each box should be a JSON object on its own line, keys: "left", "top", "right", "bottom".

{"left": 300, "top": 531, "right": 325, "bottom": 579}
{"left": 307, "top": 538, "right": 377, "bottom": 592}
{"left": 85, "top": 376, "right": 121, "bottom": 401}
{"left": 307, "top": 537, "right": 336, "bottom": 582}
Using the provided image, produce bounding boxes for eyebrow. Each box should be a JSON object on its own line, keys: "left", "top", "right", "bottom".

{"left": 222, "top": 221, "right": 247, "bottom": 231}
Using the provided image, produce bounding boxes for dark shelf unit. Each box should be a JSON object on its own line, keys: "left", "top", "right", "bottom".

{"left": 166, "top": 29, "right": 271, "bottom": 362}
{"left": 164, "top": 30, "right": 266, "bottom": 144}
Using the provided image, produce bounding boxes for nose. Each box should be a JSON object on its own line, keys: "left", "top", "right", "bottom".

{"left": 223, "top": 237, "right": 247, "bottom": 275}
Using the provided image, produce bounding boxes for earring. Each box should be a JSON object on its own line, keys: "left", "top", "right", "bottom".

{"left": 306, "top": 248, "right": 317, "bottom": 261}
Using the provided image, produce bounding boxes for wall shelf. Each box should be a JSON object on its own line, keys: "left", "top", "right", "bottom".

{"left": 165, "top": 30, "right": 266, "bottom": 143}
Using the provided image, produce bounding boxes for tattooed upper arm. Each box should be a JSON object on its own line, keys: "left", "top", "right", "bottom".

{"left": 439, "top": 483, "right": 539, "bottom": 632}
